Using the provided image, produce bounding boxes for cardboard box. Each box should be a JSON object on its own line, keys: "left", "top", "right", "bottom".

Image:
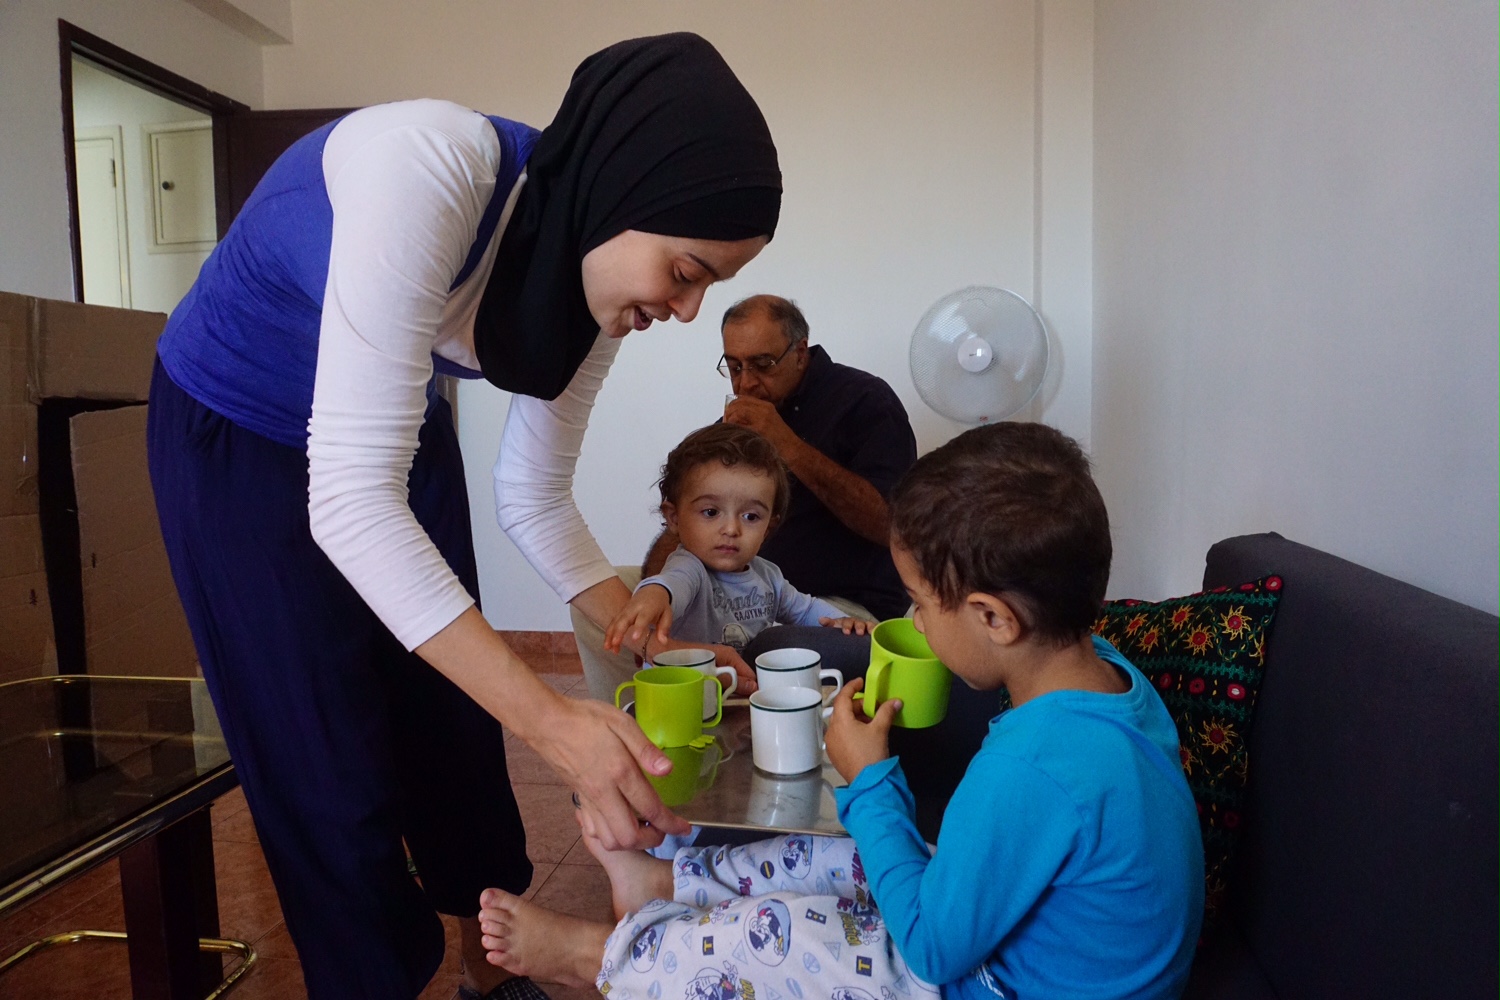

{"left": 0, "top": 291, "right": 196, "bottom": 682}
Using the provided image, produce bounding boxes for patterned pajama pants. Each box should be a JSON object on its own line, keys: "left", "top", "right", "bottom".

{"left": 597, "top": 835, "right": 941, "bottom": 1000}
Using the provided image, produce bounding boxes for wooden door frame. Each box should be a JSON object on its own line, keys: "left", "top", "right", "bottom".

{"left": 58, "top": 20, "right": 249, "bottom": 303}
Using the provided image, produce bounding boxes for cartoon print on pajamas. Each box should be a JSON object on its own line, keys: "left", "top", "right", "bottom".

{"left": 745, "top": 898, "right": 792, "bottom": 965}
{"left": 631, "top": 924, "right": 664, "bottom": 972}
{"left": 836, "top": 897, "right": 883, "bottom": 946}
{"left": 699, "top": 899, "right": 742, "bottom": 926}
{"left": 780, "top": 836, "right": 813, "bottom": 879}
{"left": 830, "top": 988, "right": 878, "bottom": 1000}
{"left": 685, "top": 964, "right": 755, "bottom": 1000}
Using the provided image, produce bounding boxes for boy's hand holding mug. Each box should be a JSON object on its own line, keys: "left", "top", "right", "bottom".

{"left": 826, "top": 677, "right": 901, "bottom": 783}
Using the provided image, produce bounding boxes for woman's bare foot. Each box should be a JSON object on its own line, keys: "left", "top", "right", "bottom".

{"left": 478, "top": 889, "right": 611, "bottom": 989}
{"left": 580, "top": 822, "right": 674, "bottom": 920}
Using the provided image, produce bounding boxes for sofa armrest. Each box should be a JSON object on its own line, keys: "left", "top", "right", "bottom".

{"left": 1199, "top": 533, "right": 1498, "bottom": 999}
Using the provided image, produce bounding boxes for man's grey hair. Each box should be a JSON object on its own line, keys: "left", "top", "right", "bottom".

{"left": 721, "top": 294, "right": 810, "bottom": 346}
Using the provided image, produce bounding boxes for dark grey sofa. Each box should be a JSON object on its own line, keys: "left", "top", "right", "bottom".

{"left": 1185, "top": 533, "right": 1498, "bottom": 999}
{"left": 744, "top": 533, "right": 1499, "bottom": 999}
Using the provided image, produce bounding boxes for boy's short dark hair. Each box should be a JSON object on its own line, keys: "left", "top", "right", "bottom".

{"left": 889, "top": 422, "right": 1111, "bottom": 645}
{"left": 658, "top": 424, "right": 792, "bottom": 523}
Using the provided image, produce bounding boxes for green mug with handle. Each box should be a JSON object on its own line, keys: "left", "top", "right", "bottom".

{"left": 616, "top": 665, "right": 723, "bottom": 748}
{"left": 861, "top": 618, "right": 952, "bottom": 729}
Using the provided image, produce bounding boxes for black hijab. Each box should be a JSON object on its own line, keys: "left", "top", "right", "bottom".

{"left": 475, "top": 33, "right": 782, "bottom": 399}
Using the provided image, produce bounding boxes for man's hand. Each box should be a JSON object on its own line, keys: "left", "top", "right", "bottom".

{"left": 819, "top": 616, "right": 878, "bottom": 636}
{"left": 604, "top": 584, "right": 672, "bottom": 654}
{"left": 726, "top": 395, "right": 892, "bottom": 547}
{"left": 825, "top": 677, "right": 900, "bottom": 784}
{"left": 724, "top": 395, "right": 799, "bottom": 453}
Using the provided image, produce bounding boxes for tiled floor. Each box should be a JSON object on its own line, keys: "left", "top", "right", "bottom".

{"left": 0, "top": 664, "right": 610, "bottom": 1000}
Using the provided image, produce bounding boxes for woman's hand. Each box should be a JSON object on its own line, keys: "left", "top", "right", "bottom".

{"left": 825, "top": 677, "right": 900, "bottom": 784}
{"left": 414, "top": 608, "right": 687, "bottom": 851}
{"left": 526, "top": 695, "right": 693, "bottom": 850}
{"left": 604, "top": 584, "right": 673, "bottom": 654}
{"left": 818, "top": 616, "right": 878, "bottom": 636}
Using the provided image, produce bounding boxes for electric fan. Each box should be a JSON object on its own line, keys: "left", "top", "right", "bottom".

{"left": 909, "top": 286, "right": 1049, "bottom": 424}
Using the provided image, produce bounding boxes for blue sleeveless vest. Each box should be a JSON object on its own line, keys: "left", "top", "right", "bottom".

{"left": 156, "top": 114, "right": 540, "bottom": 448}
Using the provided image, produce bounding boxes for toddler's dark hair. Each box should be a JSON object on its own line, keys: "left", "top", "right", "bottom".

{"left": 889, "top": 422, "right": 1111, "bottom": 645}
{"left": 658, "top": 424, "right": 791, "bottom": 523}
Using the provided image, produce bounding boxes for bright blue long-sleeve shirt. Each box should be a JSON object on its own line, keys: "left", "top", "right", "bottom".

{"left": 835, "top": 637, "right": 1203, "bottom": 1000}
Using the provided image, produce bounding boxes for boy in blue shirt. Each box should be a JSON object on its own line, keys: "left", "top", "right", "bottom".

{"left": 477, "top": 422, "right": 1204, "bottom": 1000}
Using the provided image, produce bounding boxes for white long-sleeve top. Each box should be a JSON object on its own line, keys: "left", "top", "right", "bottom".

{"left": 302, "top": 100, "right": 617, "bottom": 651}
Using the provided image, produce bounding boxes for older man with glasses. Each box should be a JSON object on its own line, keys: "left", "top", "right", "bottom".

{"left": 572, "top": 294, "right": 917, "bottom": 701}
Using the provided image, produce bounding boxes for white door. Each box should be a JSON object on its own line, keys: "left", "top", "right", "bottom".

{"left": 74, "top": 126, "right": 131, "bottom": 307}
{"left": 146, "top": 121, "right": 217, "bottom": 251}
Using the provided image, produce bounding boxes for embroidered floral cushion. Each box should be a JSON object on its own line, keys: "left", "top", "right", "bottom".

{"left": 1093, "top": 576, "right": 1283, "bottom": 926}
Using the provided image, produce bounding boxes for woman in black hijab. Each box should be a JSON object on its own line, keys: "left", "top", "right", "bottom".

{"left": 148, "top": 33, "right": 779, "bottom": 1000}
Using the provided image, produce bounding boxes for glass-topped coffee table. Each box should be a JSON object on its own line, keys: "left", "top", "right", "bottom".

{"left": 0, "top": 674, "right": 253, "bottom": 998}
{"left": 657, "top": 684, "right": 1000, "bottom": 844}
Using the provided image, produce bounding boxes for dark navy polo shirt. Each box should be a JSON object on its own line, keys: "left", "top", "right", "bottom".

{"left": 757, "top": 345, "right": 917, "bottom": 622}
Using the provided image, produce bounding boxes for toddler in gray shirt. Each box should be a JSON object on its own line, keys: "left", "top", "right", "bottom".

{"left": 608, "top": 424, "right": 874, "bottom": 656}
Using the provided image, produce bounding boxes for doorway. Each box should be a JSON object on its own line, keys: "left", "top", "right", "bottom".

{"left": 60, "top": 22, "right": 354, "bottom": 312}
{"left": 59, "top": 21, "right": 247, "bottom": 309}
{"left": 70, "top": 56, "right": 218, "bottom": 313}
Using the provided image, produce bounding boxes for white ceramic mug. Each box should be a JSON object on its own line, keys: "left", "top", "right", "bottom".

{"left": 754, "top": 647, "right": 843, "bottom": 707}
{"left": 749, "top": 686, "right": 832, "bottom": 776}
{"left": 650, "top": 648, "right": 739, "bottom": 722}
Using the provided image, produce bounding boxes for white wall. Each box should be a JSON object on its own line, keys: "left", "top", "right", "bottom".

{"left": 1093, "top": 1, "right": 1498, "bottom": 613}
{"left": 71, "top": 58, "right": 216, "bottom": 314}
{"left": 0, "top": 0, "right": 262, "bottom": 302}
{"left": 263, "top": 0, "right": 1096, "bottom": 629}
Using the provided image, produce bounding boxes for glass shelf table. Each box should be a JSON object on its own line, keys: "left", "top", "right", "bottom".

{"left": 0, "top": 674, "right": 252, "bottom": 999}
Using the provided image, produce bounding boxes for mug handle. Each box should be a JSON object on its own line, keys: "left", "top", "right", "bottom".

{"left": 816, "top": 703, "right": 835, "bottom": 756}
{"left": 864, "top": 652, "right": 890, "bottom": 719}
{"left": 713, "top": 665, "right": 739, "bottom": 699}
{"left": 817, "top": 668, "right": 844, "bottom": 706}
{"left": 614, "top": 680, "right": 637, "bottom": 710}
{"left": 703, "top": 677, "right": 724, "bottom": 728}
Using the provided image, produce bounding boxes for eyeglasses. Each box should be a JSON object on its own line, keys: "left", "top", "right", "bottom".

{"left": 717, "top": 340, "right": 798, "bottom": 378}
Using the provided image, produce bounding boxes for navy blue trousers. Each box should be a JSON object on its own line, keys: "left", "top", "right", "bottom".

{"left": 147, "top": 360, "right": 531, "bottom": 999}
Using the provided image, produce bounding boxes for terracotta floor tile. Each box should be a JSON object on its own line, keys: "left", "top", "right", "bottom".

{"left": 251, "top": 918, "right": 298, "bottom": 960}
{"left": 212, "top": 784, "right": 249, "bottom": 820}
{"left": 559, "top": 836, "right": 601, "bottom": 867}
{"left": 529, "top": 864, "right": 615, "bottom": 925}
{"left": 437, "top": 911, "right": 465, "bottom": 976}
{"left": 419, "top": 973, "right": 464, "bottom": 999}
{"left": 224, "top": 954, "right": 309, "bottom": 999}
{"left": 212, "top": 799, "right": 261, "bottom": 845}
{"left": 523, "top": 862, "right": 557, "bottom": 901}
{"left": 0, "top": 859, "right": 120, "bottom": 954}
{"left": 537, "top": 672, "right": 577, "bottom": 694}
{"left": 512, "top": 784, "right": 583, "bottom": 865}
{"left": 213, "top": 838, "right": 285, "bottom": 945}
{"left": 505, "top": 739, "right": 567, "bottom": 786}
{"left": 0, "top": 936, "right": 133, "bottom": 999}
{"left": 551, "top": 651, "right": 585, "bottom": 676}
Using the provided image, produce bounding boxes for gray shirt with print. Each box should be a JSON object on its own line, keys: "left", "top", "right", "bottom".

{"left": 638, "top": 548, "right": 846, "bottom": 651}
